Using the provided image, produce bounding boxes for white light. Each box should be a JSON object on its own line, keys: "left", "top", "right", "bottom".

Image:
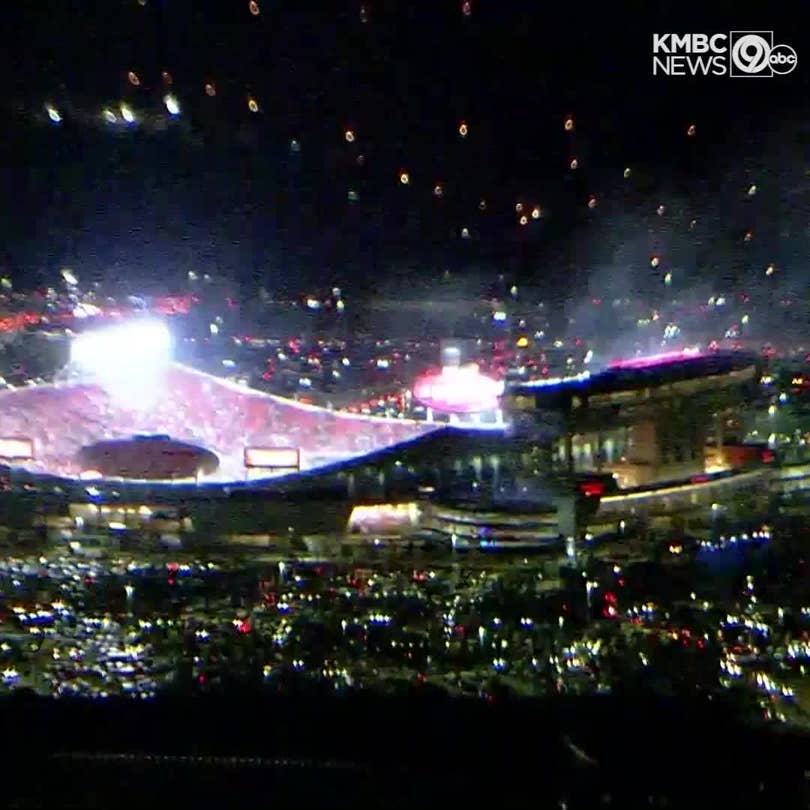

{"left": 164, "top": 94, "right": 180, "bottom": 116}
{"left": 72, "top": 303, "right": 101, "bottom": 319}
{"left": 70, "top": 320, "right": 172, "bottom": 406}
{"left": 46, "top": 105, "right": 61, "bottom": 123}
{"left": 72, "top": 320, "right": 171, "bottom": 372}
{"left": 61, "top": 268, "right": 78, "bottom": 286}
{"left": 522, "top": 371, "right": 590, "bottom": 388}
{"left": 103, "top": 109, "right": 117, "bottom": 124}
{"left": 120, "top": 104, "right": 135, "bottom": 124}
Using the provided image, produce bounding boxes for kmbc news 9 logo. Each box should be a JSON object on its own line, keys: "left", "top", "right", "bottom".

{"left": 653, "top": 32, "right": 797, "bottom": 77}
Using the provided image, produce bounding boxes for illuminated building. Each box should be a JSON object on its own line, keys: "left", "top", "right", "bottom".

{"left": 508, "top": 351, "right": 761, "bottom": 488}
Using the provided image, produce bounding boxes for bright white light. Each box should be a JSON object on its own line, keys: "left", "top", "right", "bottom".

{"left": 164, "top": 94, "right": 180, "bottom": 116}
{"left": 413, "top": 364, "right": 504, "bottom": 413}
{"left": 522, "top": 371, "right": 590, "bottom": 388}
{"left": 70, "top": 320, "right": 172, "bottom": 406}
{"left": 72, "top": 320, "right": 171, "bottom": 371}
{"left": 46, "top": 105, "right": 61, "bottom": 123}
{"left": 103, "top": 109, "right": 117, "bottom": 124}
{"left": 61, "top": 268, "right": 78, "bottom": 286}
{"left": 72, "top": 303, "right": 101, "bottom": 319}
{"left": 120, "top": 104, "right": 135, "bottom": 124}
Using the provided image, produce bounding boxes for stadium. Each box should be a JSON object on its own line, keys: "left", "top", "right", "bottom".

{"left": 0, "top": 320, "right": 443, "bottom": 488}
{"left": 0, "top": 323, "right": 780, "bottom": 547}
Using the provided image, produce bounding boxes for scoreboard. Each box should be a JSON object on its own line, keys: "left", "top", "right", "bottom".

{"left": 0, "top": 437, "right": 34, "bottom": 461}
{"left": 243, "top": 447, "right": 300, "bottom": 470}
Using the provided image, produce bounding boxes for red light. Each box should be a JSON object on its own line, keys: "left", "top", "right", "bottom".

{"left": 579, "top": 482, "right": 604, "bottom": 497}
{"left": 691, "top": 474, "right": 709, "bottom": 484}
{"left": 762, "top": 450, "right": 774, "bottom": 463}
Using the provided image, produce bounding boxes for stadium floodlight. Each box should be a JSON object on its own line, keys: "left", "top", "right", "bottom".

{"left": 70, "top": 320, "right": 173, "bottom": 407}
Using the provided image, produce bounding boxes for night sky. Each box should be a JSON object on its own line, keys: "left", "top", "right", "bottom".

{"left": 1, "top": 2, "right": 809, "bottom": 301}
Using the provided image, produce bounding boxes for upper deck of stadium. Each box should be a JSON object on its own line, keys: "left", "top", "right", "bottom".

{"left": 510, "top": 350, "right": 759, "bottom": 409}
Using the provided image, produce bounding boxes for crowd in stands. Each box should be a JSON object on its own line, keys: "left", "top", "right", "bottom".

{"left": 0, "top": 366, "right": 438, "bottom": 482}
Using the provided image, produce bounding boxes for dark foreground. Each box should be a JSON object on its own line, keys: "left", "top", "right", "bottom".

{"left": 4, "top": 693, "right": 809, "bottom": 809}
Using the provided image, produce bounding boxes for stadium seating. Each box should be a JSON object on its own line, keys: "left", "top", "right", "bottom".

{"left": 0, "top": 366, "right": 438, "bottom": 482}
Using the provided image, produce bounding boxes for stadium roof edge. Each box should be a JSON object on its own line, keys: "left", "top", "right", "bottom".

{"left": 509, "top": 351, "right": 759, "bottom": 398}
